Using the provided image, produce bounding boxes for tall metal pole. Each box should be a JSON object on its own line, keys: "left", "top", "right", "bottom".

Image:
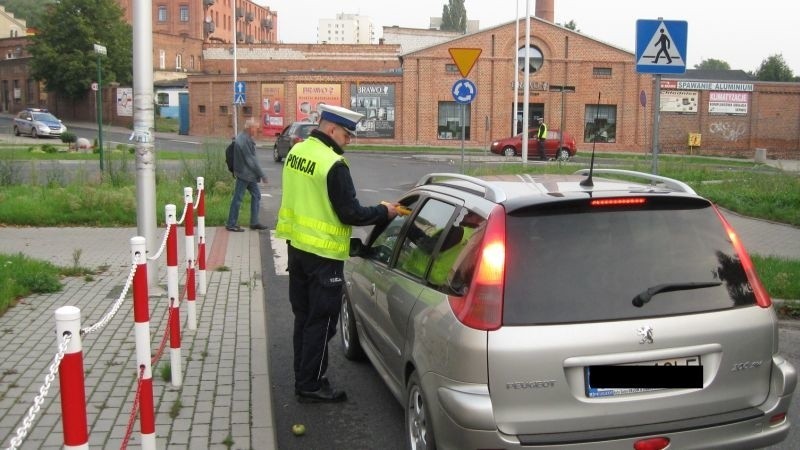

{"left": 132, "top": 0, "right": 159, "bottom": 288}
{"left": 96, "top": 53, "right": 104, "bottom": 171}
{"left": 232, "top": 0, "right": 239, "bottom": 136}
{"left": 513, "top": 0, "right": 519, "bottom": 135}
{"left": 651, "top": 17, "right": 665, "bottom": 175}
{"left": 521, "top": 0, "right": 531, "bottom": 164}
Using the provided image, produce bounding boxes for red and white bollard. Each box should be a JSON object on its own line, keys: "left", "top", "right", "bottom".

{"left": 165, "top": 204, "right": 182, "bottom": 387}
{"left": 183, "top": 187, "right": 197, "bottom": 331}
{"left": 131, "top": 237, "right": 156, "bottom": 450}
{"left": 196, "top": 177, "right": 207, "bottom": 296}
{"left": 55, "top": 306, "right": 88, "bottom": 450}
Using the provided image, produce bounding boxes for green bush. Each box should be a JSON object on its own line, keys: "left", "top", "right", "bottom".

{"left": 40, "top": 144, "right": 59, "bottom": 154}
{"left": 60, "top": 131, "right": 77, "bottom": 144}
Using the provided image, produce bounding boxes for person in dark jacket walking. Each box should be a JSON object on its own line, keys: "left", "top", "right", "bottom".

{"left": 226, "top": 118, "right": 268, "bottom": 232}
{"left": 276, "top": 104, "right": 399, "bottom": 403}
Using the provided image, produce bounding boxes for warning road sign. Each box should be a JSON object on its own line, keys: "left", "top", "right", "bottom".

{"left": 448, "top": 48, "right": 482, "bottom": 78}
{"left": 636, "top": 19, "right": 688, "bottom": 74}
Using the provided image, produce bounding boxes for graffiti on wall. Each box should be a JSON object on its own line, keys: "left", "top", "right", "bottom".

{"left": 708, "top": 121, "right": 747, "bottom": 142}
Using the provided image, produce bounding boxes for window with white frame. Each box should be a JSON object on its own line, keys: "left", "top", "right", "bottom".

{"left": 158, "top": 6, "right": 167, "bottom": 22}
{"left": 180, "top": 6, "right": 189, "bottom": 22}
{"left": 159, "top": 50, "right": 166, "bottom": 70}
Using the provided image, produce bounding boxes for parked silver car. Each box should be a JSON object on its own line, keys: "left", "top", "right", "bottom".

{"left": 13, "top": 108, "right": 67, "bottom": 138}
{"left": 341, "top": 170, "right": 796, "bottom": 450}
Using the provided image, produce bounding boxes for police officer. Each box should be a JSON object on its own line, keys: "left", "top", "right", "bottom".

{"left": 276, "top": 104, "right": 399, "bottom": 403}
{"left": 537, "top": 117, "right": 548, "bottom": 161}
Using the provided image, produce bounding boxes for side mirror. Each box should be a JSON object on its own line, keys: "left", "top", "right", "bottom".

{"left": 349, "top": 237, "right": 365, "bottom": 257}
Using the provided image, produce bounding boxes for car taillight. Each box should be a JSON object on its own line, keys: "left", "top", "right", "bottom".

{"left": 713, "top": 205, "right": 771, "bottom": 307}
{"left": 633, "top": 437, "right": 670, "bottom": 450}
{"left": 448, "top": 204, "right": 505, "bottom": 331}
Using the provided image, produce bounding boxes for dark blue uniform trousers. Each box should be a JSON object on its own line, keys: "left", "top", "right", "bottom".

{"left": 287, "top": 244, "right": 345, "bottom": 392}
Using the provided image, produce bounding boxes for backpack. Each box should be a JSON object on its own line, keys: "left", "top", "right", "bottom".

{"left": 225, "top": 140, "right": 235, "bottom": 175}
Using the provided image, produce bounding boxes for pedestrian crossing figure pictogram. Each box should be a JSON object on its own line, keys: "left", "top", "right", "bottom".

{"left": 636, "top": 19, "right": 688, "bottom": 74}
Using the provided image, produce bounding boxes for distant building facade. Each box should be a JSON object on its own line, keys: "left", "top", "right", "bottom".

{"left": 116, "top": 0, "right": 278, "bottom": 83}
{"left": 0, "top": 5, "right": 28, "bottom": 38}
{"left": 318, "top": 13, "right": 375, "bottom": 44}
{"left": 188, "top": 14, "right": 800, "bottom": 158}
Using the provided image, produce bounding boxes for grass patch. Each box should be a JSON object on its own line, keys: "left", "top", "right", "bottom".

{"left": 0, "top": 253, "right": 63, "bottom": 315}
{"left": 0, "top": 140, "right": 235, "bottom": 226}
{"left": 752, "top": 256, "right": 800, "bottom": 301}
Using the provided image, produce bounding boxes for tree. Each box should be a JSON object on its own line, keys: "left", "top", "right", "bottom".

{"left": 28, "top": 0, "right": 132, "bottom": 101}
{"left": 441, "top": 0, "right": 467, "bottom": 33}
{"left": 693, "top": 58, "right": 730, "bottom": 71}
{"left": 559, "top": 20, "right": 580, "bottom": 32}
{"left": 754, "top": 54, "right": 795, "bottom": 82}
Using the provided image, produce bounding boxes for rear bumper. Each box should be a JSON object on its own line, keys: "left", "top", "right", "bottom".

{"left": 427, "top": 355, "right": 796, "bottom": 449}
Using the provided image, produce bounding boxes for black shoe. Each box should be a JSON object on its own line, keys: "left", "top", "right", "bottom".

{"left": 225, "top": 225, "right": 245, "bottom": 232}
{"left": 295, "top": 377, "right": 329, "bottom": 396}
{"left": 249, "top": 223, "right": 269, "bottom": 230}
{"left": 297, "top": 384, "right": 346, "bottom": 403}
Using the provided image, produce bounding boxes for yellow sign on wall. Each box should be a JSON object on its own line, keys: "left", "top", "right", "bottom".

{"left": 688, "top": 132, "right": 701, "bottom": 147}
{"left": 448, "top": 48, "right": 482, "bottom": 78}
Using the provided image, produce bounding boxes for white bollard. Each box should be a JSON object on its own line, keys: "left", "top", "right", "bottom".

{"left": 183, "top": 187, "right": 197, "bottom": 331}
{"left": 165, "top": 204, "right": 182, "bottom": 387}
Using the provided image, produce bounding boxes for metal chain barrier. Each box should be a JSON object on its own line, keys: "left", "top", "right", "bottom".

{"left": 80, "top": 258, "right": 138, "bottom": 337}
{"left": 120, "top": 365, "right": 145, "bottom": 450}
{"left": 5, "top": 333, "right": 73, "bottom": 450}
{"left": 151, "top": 302, "right": 174, "bottom": 367}
{"left": 147, "top": 222, "right": 172, "bottom": 261}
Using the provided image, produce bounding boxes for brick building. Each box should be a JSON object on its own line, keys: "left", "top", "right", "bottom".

{"left": 188, "top": 11, "right": 800, "bottom": 158}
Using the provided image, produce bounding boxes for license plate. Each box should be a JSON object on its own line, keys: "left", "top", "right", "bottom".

{"left": 585, "top": 356, "right": 701, "bottom": 398}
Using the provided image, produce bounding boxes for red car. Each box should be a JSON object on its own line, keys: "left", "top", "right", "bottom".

{"left": 490, "top": 129, "right": 577, "bottom": 160}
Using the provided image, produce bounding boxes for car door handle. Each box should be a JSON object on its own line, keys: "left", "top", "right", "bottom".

{"left": 370, "top": 283, "right": 376, "bottom": 296}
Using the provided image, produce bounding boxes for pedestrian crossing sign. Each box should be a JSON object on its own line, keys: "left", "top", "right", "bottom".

{"left": 635, "top": 19, "right": 688, "bottom": 74}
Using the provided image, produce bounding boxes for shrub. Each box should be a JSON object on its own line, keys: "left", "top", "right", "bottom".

{"left": 40, "top": 144, "right": 59, "bottom": 154}
{"left": 60, "top": 131, "right": 77, "bottom": 145}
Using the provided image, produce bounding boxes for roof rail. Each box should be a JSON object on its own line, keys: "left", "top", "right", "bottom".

{"left": 573, "top": 168, "right": 696, "bottom": 195}
{"left": 416, "top": 173, "right": 507, "bottom": 203}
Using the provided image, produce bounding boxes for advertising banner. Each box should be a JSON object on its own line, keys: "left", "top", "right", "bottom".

{"left": 296, "top": 84, "right": 341, "bottom": 123}
{"left": 349, "top": 83, "right": 396, "bottom": 138}
{"left": 660, "top": 89, "right": 698, "bottom": 113}
{"left": 708, "top": 91, "right": 749, "bottom": 115}
{"left": 261, "top": 83, "right": 285, "bottom": 137}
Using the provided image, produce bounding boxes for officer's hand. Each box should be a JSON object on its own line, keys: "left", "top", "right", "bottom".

{"left": 385, "top": 203, "right": 400, "bottom": 220}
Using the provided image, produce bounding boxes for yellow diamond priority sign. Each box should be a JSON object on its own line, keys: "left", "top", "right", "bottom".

{"left": 448, "top": 48, "right": 482, "bottom": 78}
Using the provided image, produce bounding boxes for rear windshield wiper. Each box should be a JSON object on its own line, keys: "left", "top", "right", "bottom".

{"left": 632, "top": 281, "right": 722, "bottom": 307}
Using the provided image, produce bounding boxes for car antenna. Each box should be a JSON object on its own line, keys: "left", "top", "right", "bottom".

{"left": 580, "top": 92, "right": 602, "bottom": 187}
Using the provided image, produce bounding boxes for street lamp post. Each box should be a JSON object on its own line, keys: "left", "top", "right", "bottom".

{"left": 94, "top": 43, "right": 107, "bottom": 171}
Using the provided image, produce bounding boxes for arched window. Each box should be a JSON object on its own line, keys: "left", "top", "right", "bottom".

{"left": 517, "top": 45, "right": 544, "bottom": 73}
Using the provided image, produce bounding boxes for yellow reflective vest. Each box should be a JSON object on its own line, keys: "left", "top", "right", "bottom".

{"left": 276, "top": 137, "right": 352, "bottom": 260}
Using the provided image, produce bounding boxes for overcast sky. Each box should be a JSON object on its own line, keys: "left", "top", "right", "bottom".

{"left": 254, "top": 0, "right": 800, "bottom": 75}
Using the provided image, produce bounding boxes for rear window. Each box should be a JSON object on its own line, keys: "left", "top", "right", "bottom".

{"left": 502, "top": 198, "right": 756, "bottom": 325}
{"left": 298, "top": 125, "right": 316, "bottom": 138}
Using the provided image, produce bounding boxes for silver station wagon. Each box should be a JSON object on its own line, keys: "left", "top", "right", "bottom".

{"left": 341, "top": 170, "right": 796, "bottom": 450}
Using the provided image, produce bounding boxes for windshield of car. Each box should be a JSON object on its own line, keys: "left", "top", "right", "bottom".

{"left": 32, "top": 112, "right": 59, "bottom": 122}
{"left": 502, "top": 199, "right": 756, "bottom": 325}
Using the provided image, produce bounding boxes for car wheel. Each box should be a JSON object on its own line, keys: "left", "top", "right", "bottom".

{"left": 31, "top": 128, "right": 38, "bottom": 139}
{"left": 556, "top": 148, "right": 570, "bottom": 161}
{"left": 340, "top": 291, "right": 365, "bottom": 360}
{"left": 273, "top": 145, "right": 282, "bottom": 163}
{"left": 502, "top": 146, "right": 517, "bottom": 157}
{"left": 406, "top": 371, "right": 436, "bottom": 450}
{"left": 13, "top": 126, "right": 20, "bottom": 136}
